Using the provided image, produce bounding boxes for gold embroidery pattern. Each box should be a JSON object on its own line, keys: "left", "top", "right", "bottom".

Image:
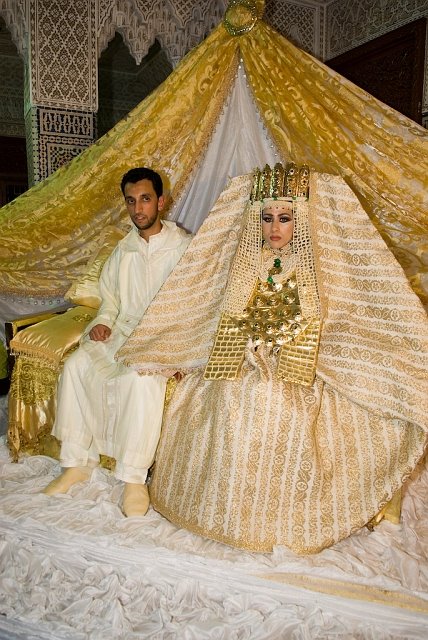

{"left": 311, "top": 173, "right": 428, "bottom": 430}
{"left": 10, "top": 356, "right": 57, "bottom": 405}
{"left": 151, "top": 368, "right": 427, "bottom": 554}
{"left": 8, "top": 356, "right": 59, "bottom": 461}
{"left": 72, "top": 314, "right": 94, "bottom": 323}
{"left": 221, "top": 201, "right": 263, "bottom": 316}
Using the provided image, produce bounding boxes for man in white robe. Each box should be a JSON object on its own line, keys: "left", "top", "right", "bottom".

{"left": 43, "top": 167, "right": 191, "bottom": 516}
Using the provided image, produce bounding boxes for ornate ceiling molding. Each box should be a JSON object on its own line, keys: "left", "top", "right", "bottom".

{"left": 0, "top": 0, "right": 27, "bottom": 57}
{"left": 97, "top": 0, "right": 224, "bottom": 66}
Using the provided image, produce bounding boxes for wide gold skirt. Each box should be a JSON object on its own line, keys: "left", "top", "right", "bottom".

{"left": 150, "top": 347, "right": 425, "bottom": 554}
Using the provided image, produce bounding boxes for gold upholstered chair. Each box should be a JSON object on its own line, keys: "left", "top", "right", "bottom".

{"left": 7, "top": 225, "right": 126, "bottom": 461}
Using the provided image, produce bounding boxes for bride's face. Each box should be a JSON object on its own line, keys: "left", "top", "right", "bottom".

{"left": 262, "top": 202, "right": 294, "bottom": 250}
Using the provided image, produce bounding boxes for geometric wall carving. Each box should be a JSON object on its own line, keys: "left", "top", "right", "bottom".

{"left": 26, "top": 106, "right": 95, "bottom": 184}
{"left": 264, "top": 0, "right": 324, "bottom": 58}
{"left": 29, "top": 0, "right": 97, "bottom": 110}
{"left": 39, "top": 109, "right": 95, "bottom": 139}
{"left": 24, "top": 0, "right": 98, "bottom": 183}
{"left": 326, "top": 0, "right": 428, "bottom": 59}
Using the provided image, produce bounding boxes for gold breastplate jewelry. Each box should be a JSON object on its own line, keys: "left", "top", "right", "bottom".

{"left": 204, "top": 253, "right": 320, "bottom": 385}
{"left": 230, "top": 245, "right": 305, "bottom": 352}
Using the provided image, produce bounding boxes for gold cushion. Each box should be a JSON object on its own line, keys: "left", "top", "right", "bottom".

{"left": 64, "top": 225, "right": 126, "bottom": 308}
{"left": 10, "top": 305, "right": 98, "bottom": 367}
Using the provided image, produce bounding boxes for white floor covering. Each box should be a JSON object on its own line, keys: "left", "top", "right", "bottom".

{"left": 0, "top": 438, "right": 427, "bottom": 639}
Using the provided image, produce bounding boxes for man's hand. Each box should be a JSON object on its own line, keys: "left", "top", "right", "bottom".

{"left": 89, "top": 323, "right": 112, "bottom": 341}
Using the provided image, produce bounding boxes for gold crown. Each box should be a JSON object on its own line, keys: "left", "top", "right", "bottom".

{"left": 250, "top": 162, "right": 310, "bottom": 203}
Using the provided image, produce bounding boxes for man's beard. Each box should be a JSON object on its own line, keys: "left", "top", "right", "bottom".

{"left": 134, "top": 213, "right": 159, "bottom": 231}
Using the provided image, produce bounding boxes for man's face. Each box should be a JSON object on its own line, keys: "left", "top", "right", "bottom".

{"left": 124, "top": 178, "right": 165, "bottom": 239}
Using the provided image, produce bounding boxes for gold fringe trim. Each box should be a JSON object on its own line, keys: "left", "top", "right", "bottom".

{"left": 9, "top": 345, "right": 61, "bottom": 368}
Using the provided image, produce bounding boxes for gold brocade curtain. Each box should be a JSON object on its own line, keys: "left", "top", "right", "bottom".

{"left": 0, "top": 26, "right": 239, "bottom": 297}
{"left": 0, "top": 4, "right": 427, "bottom": 303}
{"left": 239, "top": 21, "right": 428, "bottom": 304}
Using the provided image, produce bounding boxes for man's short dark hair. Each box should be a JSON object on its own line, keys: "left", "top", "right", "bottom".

{"left": 120, "top": 168, "right": 163, "bottom": 197}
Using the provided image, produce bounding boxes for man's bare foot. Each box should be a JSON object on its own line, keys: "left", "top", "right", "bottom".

{"left": 122, "top": 482, "right": 150, "bottom": 517}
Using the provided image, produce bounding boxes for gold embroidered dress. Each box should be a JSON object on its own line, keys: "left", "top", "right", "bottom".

{"left": 118, "top": 169, "right": 428, "bottom": 554}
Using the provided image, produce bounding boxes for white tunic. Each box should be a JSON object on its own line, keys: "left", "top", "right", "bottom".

{"left": 52, "top": 222, "right": 191, "bottom": 482}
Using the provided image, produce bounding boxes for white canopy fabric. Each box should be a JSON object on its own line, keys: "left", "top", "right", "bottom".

{"left": 170, "top": 64, "right": 279, "bottom": 231}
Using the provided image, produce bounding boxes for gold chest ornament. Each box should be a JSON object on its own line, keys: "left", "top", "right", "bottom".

{"left": 204, "top": 266, "right": 321, "bottom": 386}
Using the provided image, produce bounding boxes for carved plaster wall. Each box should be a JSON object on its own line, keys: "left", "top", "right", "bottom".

{"left": 97, "top": 0, "right": 225, "bottom": 67}
{"left": 264, "top": 0, "right": 324, "bottom": 58}
{"left": 0, "top": 17, "right": 24, "bottom": 137}
{"left": 29, "top": 0, "right": 97, "bottom": 110}
{"left": 23, "top": 0, "right": 98, "bottom": 183}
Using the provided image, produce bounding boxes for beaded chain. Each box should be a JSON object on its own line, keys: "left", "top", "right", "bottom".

{"left": 267, "top": 257, "right": 282, "bottom": 287}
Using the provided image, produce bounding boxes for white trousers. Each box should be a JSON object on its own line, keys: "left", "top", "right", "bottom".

{"left": 52, "top": 337, "right": 167, "bottom": 484}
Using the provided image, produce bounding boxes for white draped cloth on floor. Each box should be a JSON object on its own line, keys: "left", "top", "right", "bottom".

{"left": 0, "top": 439, "right": 427, "bottom": 639}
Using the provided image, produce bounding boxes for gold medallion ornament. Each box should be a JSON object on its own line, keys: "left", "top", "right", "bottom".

{"left": 204, "top": 162, "right": 321, "bottom": 386}
{"left": 223, "top": 0, "right": 263, "bottom": 36}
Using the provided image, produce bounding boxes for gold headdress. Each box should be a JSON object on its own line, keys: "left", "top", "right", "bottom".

{"left": 204, "top": 162, "right": 321, "bottom": 386}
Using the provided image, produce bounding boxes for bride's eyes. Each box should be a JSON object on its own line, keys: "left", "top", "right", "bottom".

{"left": 262, "top": 215, "right": 292, "bottom": 223}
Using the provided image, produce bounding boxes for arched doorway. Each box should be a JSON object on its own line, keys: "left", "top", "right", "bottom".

{"left": 97, "top": 33, "right": 173, "bottom": 138}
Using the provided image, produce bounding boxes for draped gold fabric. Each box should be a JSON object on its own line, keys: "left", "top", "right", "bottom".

{"left": 0, "top": 27, "right": 239, "bottom": 297}
{"left": 0, "top": 7, "right": 427, "bottom": 303}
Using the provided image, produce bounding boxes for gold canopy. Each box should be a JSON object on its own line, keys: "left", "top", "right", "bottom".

{"left": 0, "top": 2, "right": 427, "bottom": 304}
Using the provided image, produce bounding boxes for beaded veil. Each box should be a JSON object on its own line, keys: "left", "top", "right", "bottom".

{"left": 204, "top": 162, "right": 321, "bottom": 385}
